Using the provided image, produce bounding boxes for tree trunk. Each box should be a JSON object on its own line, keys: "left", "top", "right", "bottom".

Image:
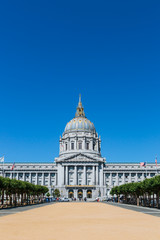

{"left": 5, "top": 194, "right": 7, "bottom": 206}
{"left": 13, "top": 194, "right": 16, "bottom": 207}
{"left": 1, "top": 189, "right": 4, "bottom": 207}
{"left": 148, "top": 194, "right": 151, "bottom": 207}
{"left": 156, "top": 192, "right": 159, "bottom": 208}
{"left": 9, "top": 195, "right": 12, "bottom": 206}
{"left": 153, "top": 194, "right": 155, "bottom": 208}
{"left": 24, "top": 193, "right": 26, "bottom": 205}
{"left": 137, "top": 196, "right": 139, "bottom": 206}
{"left": 143, "top": 194, "right": 146, "bottom": 207}
{"left": 21, "top": 194, "right": 23, "bottom": 205}
{"left": 17, "top": 193, "right": 20, "bottom": 206}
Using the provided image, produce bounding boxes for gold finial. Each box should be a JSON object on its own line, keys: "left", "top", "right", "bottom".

{"left": 75, "top": 94, "right": 85, "bottom": 117}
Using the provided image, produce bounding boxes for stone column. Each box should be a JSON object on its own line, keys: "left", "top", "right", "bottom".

{"left": 109, "top": 173, "right": 112, "bottom": 187}
{"left": 42, "top": 172, "right": 44, "bottom": 186}
{"left": 129, "top": 172, "right": 131, "bottom": 183}
{"left": 91, "top": 139, "right": 93, "bottom": 150}
{"left": 103, "top": 173, "right": 105, "bottom": 185}
{"left": 74, "top": 189, "right": 78, "bottom": 199}
{"left": 83, "top": 189, "right": 87, "bottom": 198}
{"left": 135, "top": 173, "right": 138, "bottom": 182}
{"left": 122, "top": 173, "right": 125, "bottom": 184}
{"left": 93, "top": 166, "right": 95, "bottom": 185}
{"left": 142, "top": 172, "right": 145, "bottom": 181}
{"left": 36, "top": 172, "right": 38, "bottom": 185}
{"left": 29, "top": 173, "right": 31, "bottom": 183}
{"left": 49, "top": 173, "right": 51, "bottom": 186}
{"left": 99, "top": 164, "right": 104, "bottom": 187}
{"left": 75, "top": 166, "right": 77, "bottom": 185}
{"left": 116, "top": 173, "right": 119, "bottom": 186}
{"left": 15, "top": 172, "right": 18, "bottom": 180}
{"left": 56, "top": 172, "right": 58, "bottom": 186}
{"left": 66, "top": 166, "right": 68, "bottom": 185}
{"left": 57, "top": 164, "right": 64, "bottom": 187}
{"left": 96, "top": 165, "right": 99, "bottom": 185}
{"left": 84, "top": 166, "right": 86, "bottom": 185}
{"left": 22, "top": 173, "right": 25, "bottom": 182}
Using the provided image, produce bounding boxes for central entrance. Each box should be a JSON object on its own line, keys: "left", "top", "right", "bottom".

{"left": 78, "top": 189, "right": 83, "bottom": 199}
{"left": 68, "top": 190, "right": 74, "bottom": 198}
{"left": 87, "top": 190, "right": 92, "bottom": 198}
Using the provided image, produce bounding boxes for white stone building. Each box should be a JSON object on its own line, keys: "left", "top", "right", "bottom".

{"left": 0, "top": 96, "right": 159, "bottom": 200}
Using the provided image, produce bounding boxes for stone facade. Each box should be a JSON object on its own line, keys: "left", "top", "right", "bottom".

{"left": 0, "top": 96, "right": 159, "bottom": 200}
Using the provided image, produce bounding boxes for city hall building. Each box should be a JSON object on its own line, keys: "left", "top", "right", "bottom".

{"left": 0, "top": 97, "right": 159, "bottom": 200}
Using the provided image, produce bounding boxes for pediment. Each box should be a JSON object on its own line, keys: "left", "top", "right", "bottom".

{"left": 56, "top": 153, "right": 104, "bottom": 163}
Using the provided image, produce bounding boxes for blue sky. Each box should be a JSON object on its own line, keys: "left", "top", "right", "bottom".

{"left": 0, "top": 1, "right": 160, "bottom": 163}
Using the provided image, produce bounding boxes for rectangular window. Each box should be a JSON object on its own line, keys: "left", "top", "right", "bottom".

{"left": 79, "top": 142, "right": 82, "bottom": 150}
{"left": 69, "top": 179, "right": 73, "bottom": 185}
{"left": 87, "top": 180, "right": 91, "bottom": 185}
{"left": 65, "top": 143, "right": 67, "bottom": 150}
{"left": 86, "top": 142, "right": 89, "bottom": 150}
{"left": 93, "top": 143, "right": 95, "bottom": 150}
{"left": 71, "top": 142, "right": 74, "bottom": 150}
{"left": 78, "top": 180, "right": 82, "bottom": 185}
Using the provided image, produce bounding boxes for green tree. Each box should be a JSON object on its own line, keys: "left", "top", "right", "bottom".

{"left": 54, "top": 189, "right": 60, "bottom": 197}
{"left": 46, "top": 192, "right": 50, "bottom": 197}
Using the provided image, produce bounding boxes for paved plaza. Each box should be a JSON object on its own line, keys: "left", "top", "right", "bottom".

{"left": 104, "top": 202, "right": 160, "bottom": 218}
{"left": 0, "top": 203, "right": 160, "bottom": 240}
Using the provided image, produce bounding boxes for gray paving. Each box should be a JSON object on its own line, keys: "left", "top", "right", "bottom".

{"left": 103, "top": 202, "right": 160, "bottom": 217}
{"left": 0, "top": 202, "right": 55, "bottom": 217}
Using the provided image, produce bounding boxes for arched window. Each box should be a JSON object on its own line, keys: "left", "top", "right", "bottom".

{"left": 65, "top": 143, "right": 68, "bottom": 150}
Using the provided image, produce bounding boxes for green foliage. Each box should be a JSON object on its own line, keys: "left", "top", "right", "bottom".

{"left": 54, "top": 188, "right": 60, "bottom": 197}
{"left": 110, "top": 175, "right": 160, "bottom": 198}
{"left": 46, "top": 192, "right": 50, "bottom": 197}
{"left": 0, "top": 176, "right": 49, "bottom": 198}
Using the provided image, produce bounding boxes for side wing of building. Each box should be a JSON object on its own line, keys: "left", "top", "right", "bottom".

{"left": 0, "top": 162, "right": 159, "bottom": 198}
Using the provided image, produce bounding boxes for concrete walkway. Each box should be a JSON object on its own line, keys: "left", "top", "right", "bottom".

{"left": 0, "top": 202, "right": 55, "bottom": 217}
{"left": 104, "top": 201, "right": 160, "bottom": 217}
{"left": 0, "top": 202, "right": 160, "bottom": 240}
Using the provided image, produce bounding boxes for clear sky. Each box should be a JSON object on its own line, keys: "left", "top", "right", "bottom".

{"left": 0, "top": 1, "right": 160, "bottom": 163}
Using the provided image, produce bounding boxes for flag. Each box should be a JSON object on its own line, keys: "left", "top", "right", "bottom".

{"left": 140, "top": 162, "right": 146, "bottom": 167}
{"left": 155, "top": 157, "right": 157, "bottom": 167}
{"left": 0, "top": 156, "right": 4, "bottom": 162}
{"left": 11, "top": 162, "right": 15, "bottom": 170}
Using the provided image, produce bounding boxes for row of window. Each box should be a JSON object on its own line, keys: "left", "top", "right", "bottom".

{"left": 65, "top": 142, "right": 94, "bottom": 150}
{"left": 106, "top": 165, "right": 156, "bottom": 169}
{"left": 5, "top": 173, "right": 56, "bottom": 178}
{"left": 4, "top": 165, "right": 54, "bottom": 169}
{"left": 105, "top": 173, "right": 155, "bottom": 178}
{"left": 68, "top": 179, "right": 92, "bottom": 185}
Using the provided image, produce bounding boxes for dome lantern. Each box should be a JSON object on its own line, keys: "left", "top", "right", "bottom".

{"left": 75, "top": 94, "right": 85, "bottom": 118}
{"left": 64, "top": 95, "right": 96, "bottom": 133}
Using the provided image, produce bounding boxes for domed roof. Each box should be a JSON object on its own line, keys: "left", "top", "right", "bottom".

{"left": 64, "top": 94, "right": 96, "bottom": 133}
{"left": 65, "top": 117, "right": 95, "bottom": 132}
